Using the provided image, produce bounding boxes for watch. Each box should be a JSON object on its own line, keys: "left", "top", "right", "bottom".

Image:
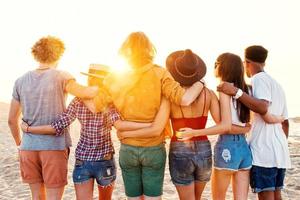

{"left": 233, "top": 88, "right": 243, "bottom": 99}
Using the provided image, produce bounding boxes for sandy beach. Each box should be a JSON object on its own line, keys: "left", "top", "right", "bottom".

{"left": 0, "top": 101, "right": 299, "bottom": 199}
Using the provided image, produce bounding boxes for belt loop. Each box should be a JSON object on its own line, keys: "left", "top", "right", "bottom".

{"left": 103, "top": 153, "right": 113, "bottom": 160}
{"left": 219, "top": 135, "right": 223, "bottom": 142}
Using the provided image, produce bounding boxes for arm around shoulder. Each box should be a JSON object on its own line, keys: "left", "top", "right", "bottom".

{"left": 161, "top": 70, "right": 203, "bottom": 106}
{"left": 217, "top": 82, "right": 268, "bottom": 115}
{"left": 181, "top": 81, "right": 204, "bottom": 106}
{"left": 65, "top": 80, "right": 99, "bottom": 99}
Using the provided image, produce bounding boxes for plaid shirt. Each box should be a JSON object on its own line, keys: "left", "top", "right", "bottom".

{"left": 51, "top": 97, "right": 120, "bottom": 161}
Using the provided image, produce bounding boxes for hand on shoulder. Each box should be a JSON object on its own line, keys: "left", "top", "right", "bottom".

{"left": 217, "top": 82, "right": 237, "bottom": 96}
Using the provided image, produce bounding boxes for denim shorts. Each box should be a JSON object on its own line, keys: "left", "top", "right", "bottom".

{"left": 250, "top": 165, "right": 286, "bottom": 193}
{"left": 119, "top": 143, "right": 166, "bottom": 197}
{"left": 169, "top": 140, "right": 212, "bottom": 185}
{"left": 72, "top": 158, "right": 116, "bottom": 186}
{"left": 214, "top": 134, "right": 252, "bottom": 171}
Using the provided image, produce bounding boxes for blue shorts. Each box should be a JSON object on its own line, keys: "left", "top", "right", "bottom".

{"left": 169, "top": 140, "right": 212, "bottom": 185}
{"left": 250, "top": 165, "right": 286, "bottom": 193}
{"left": 214, "top": 134, "right": 252, "bottom": 171}
{"left": 72, "top": 158, "right": 116, "bottom": 186}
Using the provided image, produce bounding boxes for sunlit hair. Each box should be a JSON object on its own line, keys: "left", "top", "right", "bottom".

{"left": 216, "top": 53, "right": 250, "bottom": 123}
{"left": 31, "top": 36, "right": 65, "bottom": 64}
{"left": 119, "top": 32, "right": 156, "bottom": 68}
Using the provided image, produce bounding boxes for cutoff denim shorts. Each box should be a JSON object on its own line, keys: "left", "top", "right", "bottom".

{"left": 72, "top": 158, "right": 116, "bottom": 186}
{"left": 169, "top": 140, "right": 212, "bottom": 185}
{"left": 214, "top": 134, "right": 252, "bottom": 171}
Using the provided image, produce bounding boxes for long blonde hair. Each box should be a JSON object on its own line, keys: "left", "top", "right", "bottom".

{"left": 119, "top": 32, "right": 156, "bottom": 68}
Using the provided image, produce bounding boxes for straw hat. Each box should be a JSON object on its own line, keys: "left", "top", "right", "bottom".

{"left": 80, "top": 64, "right": 110, "bottom": 79}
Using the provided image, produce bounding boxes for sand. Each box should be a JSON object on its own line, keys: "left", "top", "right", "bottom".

{"left": 0, "top": 101, "right": 299, "bottom": 199}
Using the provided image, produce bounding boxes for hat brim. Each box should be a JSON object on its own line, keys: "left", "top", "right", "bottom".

{"left": 80, "top": 72, "right": 106, "bottom": 79}
{"left": 166, "top": 51, "right": 206, "bottom": 86}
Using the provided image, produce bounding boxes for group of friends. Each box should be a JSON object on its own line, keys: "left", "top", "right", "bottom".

{"left": 8, "top": 32, "right": 291, "bottom": 200}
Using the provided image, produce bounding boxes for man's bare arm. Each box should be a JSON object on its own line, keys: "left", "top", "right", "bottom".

{"left": 8, "top": 99, "right": 22, "bottom": 146}
{"left": 181, "top": 82, "right": 204, "bottom": 106}
{"left": 261, "top": 112, "right": 284, "bottom": 124}
{"left": 282, "top": 119, "right": 289, "bottom": 138}
{"left": 66, "top": 80, "right": 99, "bottom": 99}
{"left": 217, "top": 82, "right": 268, "bottom": 115}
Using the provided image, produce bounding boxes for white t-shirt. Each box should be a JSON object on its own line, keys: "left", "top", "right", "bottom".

{"left": 249, "top": 72, "right": 291, "bottom": 168}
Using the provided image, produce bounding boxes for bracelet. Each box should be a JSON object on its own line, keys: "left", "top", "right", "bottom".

{"left": 233, "top": 88, "right": 243, "bottom": 99}
{"left": 26, "top": 125, "right": 29, "bottom": 133}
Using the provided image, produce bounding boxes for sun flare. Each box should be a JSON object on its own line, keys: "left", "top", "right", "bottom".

{"left": 109, "top": 56, "right": 131, "bottom": 75}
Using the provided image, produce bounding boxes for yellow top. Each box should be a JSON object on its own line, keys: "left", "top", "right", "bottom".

{"left": 94, "top": 63, "right": 185, "bottom": 147}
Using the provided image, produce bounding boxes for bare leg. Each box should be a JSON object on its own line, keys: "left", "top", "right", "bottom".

{"left": 143, "top": 195, "right": 162, "bottom": 200}
{"left": 175, "top": 183, "right": 195, "bottom": 200}
{"left": 274, "top": 190, "right": 282, "bottom": 200}
{"left": 29, "top": 183, "right": 46, "bottom": 200}
{"left": 211, "top": 168, "right": 233, "bottom": 200}
{"left": 98, "top": 182, "right": 115, "bottom": 200}
{"left": 74, "top": 179, "right": 94, "bottom": 200}
{"left": 127, "top": 196, "right": 144, "bottom": 200}
{"left": 258, "top": 191, "right": 275, "bottom": 200}
{"left": 39, "top": 184, "right": 46, "bottom": 200}
{"left": 232, "top": 170, "right": 250, "bottom": 200}
{"left": 46, "top": 186, "right": 65, "bottom": 200}
{"left": 194, "top": 182, "right": 206, "bottom": 200}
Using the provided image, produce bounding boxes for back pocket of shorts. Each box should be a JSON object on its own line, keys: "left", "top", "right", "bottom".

{"left": 169, "top": 154, "right": 193, "bottom": 179}
{"left": 215, "top": 145, "right": 235, "bottom": 164}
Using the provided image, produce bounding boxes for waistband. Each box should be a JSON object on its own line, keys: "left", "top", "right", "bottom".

{"left": 171, "top": 135, "right": 208, "bottom": 142}
{"left": 121, "top": 143, "right": 165, "bottom": 150}
{"left": 76, "top": 153, "right": 114, "bottom": 162}
{"left": 217, "top": 134, "right": 246, "bottom": 143}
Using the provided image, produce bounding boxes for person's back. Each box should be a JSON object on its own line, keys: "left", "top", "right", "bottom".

{"left": 103, "top": 63, "right": 184, "bottom": 147}
{"left": 249, "top": 72, "right": 291, "bottom": 168}
{"left": 14, "top": 68, "right": 72, "bottom": 150}
{"left": 166, "top": 49, "right": 212, "bottom": 200}
{"left": 170, "top": 87, "right": 211, "bottom": 140}
{"left": 99, "top": 33, "right": 204, "bottom": 199}
{"left": 8, "top": 36, "right": 86, "bottom": 200}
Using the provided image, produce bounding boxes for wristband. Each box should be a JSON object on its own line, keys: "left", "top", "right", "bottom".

{"left": 233, "top": 88, "right": 243, "bottom": 99}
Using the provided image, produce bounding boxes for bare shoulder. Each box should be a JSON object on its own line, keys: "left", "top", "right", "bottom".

{"left": 202, "top": 87, "right": 217, "bottom": 100}
{"left": 208, "top": 88, "right": 217, "bottom": 97}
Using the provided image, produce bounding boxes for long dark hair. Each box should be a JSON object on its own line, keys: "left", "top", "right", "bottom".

{"left": 216, "top": 53, "right": 250, "bottom": 123}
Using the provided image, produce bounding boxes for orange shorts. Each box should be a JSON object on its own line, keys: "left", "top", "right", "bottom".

{"left": 19, "top": 149, "right": 69, "bottom": 188}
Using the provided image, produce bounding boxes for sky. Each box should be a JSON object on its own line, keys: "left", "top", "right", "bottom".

{"left": 0, "top": 0, "right": 299, "bottom": 117}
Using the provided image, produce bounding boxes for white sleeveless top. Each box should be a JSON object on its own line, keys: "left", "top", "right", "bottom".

{"left": 230, "top": 98, "right": 246, "bottom": 127}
